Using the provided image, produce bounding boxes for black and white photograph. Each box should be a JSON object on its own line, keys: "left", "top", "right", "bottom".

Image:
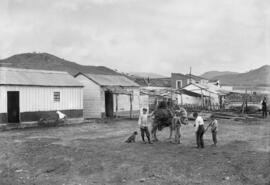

{"left": 0, "top": 0, "right": 269, "bottom": 184}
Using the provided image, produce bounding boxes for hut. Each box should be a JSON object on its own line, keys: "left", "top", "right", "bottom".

{"left": 0, "top": 67, "right": 83, "bottom": 123}
{"left": 74, "top": 73, "right": 140, "bottom": 119}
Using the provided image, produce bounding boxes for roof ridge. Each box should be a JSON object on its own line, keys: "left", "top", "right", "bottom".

{"left": 0, "top": 67, "right": 68, "bottom": 74}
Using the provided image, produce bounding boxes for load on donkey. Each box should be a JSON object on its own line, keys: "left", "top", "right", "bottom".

{"left": 151, "top": 101, "right": 189, "bottom": 142}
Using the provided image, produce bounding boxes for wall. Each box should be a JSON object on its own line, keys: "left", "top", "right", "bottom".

{"left": 0, "top": 85, "right": 83, "bottom": 123}
{"left": 177, "top": 94, "right": 202, "bottom": 105}
{"left": 171, "top": 74, "right": 189, "bottom": 89}
{"left": 183, "top": 84, "right": 220, "bottom": 105}
{"left": 75, "top": 75, "right": 102, "bottom": 119}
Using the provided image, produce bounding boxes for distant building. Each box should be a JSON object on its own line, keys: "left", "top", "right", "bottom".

{"left": 133, "top": 77, "right": 172, "bottom": 111}
{"left": 0, "top": 67, "right": 83, "bottom": 123}
{"left": 75, "top": 73, "right": 140, "bottom": 119}
{"left": 182, "top": 83, "right": 228, "bottom": 109}
{"left": 134, "top": 77, "right": 171, "bottom": 89}
{"left": 171, "top": 73, "right": 209, "bottom": 89}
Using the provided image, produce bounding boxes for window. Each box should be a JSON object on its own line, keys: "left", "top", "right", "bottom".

{"left": 53, "top": 92, "right": 60, "bottom": 102}
{"left": 176, "top": 80, "right": 182, "bottom": 89}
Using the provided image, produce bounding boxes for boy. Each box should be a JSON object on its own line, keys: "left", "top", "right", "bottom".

{"left": 193, "top": 112, "right": 205, "bottom": 148}
{"left": 206, "top": 115, "right": 218, "bottom": 146}
{"left": 138, "top": 108, "right": 153, "bottom": 144}
{"left": 170, "top": 111, "right": 182, "bottom": 144}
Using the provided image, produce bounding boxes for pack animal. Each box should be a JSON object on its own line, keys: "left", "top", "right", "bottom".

{"left": 151, "top": 102, "right": 188, "bottom": 142}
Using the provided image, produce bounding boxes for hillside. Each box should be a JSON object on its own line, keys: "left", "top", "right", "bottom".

{"left": 212, "top": 65, "right": 270, "bottom": 86}
{"left": 0, "top": 53, "right": 119, "bottom": 76}
{"left": 201, "top": 71, "right": 239, "bottom": 79}
{"left": 128, "top": 72, "right": 167, "bottom": 78}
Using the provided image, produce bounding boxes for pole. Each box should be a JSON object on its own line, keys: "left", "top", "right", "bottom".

{"left": 189, "top": 67, "right": 192, "bottom": 84}
{"left": 115, "top": 94, "right": 118, "bottom": 118}
{"left": 245, "top": 89, "right": 248, "bottom": 113}
{"left": 130, "top": 93, "right": 133, "bottom": 119}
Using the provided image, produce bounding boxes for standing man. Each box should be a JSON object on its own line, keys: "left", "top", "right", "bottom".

{"left": 262, "top": 97, "right": 267, "bottom": 118}
{"left": 193, "top": 112, "right": 205, "bottom": 148}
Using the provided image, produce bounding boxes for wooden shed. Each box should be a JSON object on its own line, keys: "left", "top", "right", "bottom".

{"left": 0, "top": 67, "right": 83, "bottom": 123}
{"left": 75, "top": 73, "right": 140, "bottom": 119}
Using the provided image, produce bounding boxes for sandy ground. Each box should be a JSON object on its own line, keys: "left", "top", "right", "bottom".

{"left": 0, "top": 117, "right": 269, "bottom": 185}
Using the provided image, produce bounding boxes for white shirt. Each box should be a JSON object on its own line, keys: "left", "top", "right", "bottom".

{"left": 194, "top": 116, "right": 204, "bottom": 132}
{"left": 138, "top": 114, "right": 149, "bottom": 127}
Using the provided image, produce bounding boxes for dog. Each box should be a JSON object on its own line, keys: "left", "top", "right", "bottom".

{"left": 125, "top": 131, "right": 138, "bottom": 143}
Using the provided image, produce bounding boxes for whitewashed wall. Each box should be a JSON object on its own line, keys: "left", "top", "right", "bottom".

{"left": 0, "top": 86, "right": 83, "bottom": 113}
{"left": 178, "top": 94, "right": 202, "bottom": 105}
{"left": 75, "top": 75, "right": 102, "bottom": 118}
{"left": 184, "top": 84, "right": 220, "bottom": 105}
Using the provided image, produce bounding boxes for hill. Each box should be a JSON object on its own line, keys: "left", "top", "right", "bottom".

{"left": 211, "top": 65, "right": 270, "bottom": 86}
{"left": 0, "top": 53, "right": 119, "bottom": 76}
{"left": 128, "top": 72, "right": 167, "bottom": 79}
{"left": 201, "top": 71, "right": 239, "bottom": 79}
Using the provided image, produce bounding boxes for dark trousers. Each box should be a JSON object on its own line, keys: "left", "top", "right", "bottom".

{"left": 262, "top": 109, "right": 267, "bottom": 118}
{"left": 196, "top": 125, "right": 205, "bottom": 148}
{"left": 212, "top": 131, "right": 217, "bottom": 145}
{"left": 140, "top": 126, "right": 151, "bottom": 142}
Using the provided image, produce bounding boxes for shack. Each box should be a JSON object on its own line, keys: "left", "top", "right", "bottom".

{"left": 0, "top": 67, "right": 83, "bottom": 123}
{"left": 75, "top": 73, "right": 140, "bottom": 119}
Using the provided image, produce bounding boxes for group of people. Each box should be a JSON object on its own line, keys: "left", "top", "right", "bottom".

{"left": 135, "top": 106, "right": 218, "bottom": 148}
{"left": 193, "top": 112, "right": 218, "bottom": 148}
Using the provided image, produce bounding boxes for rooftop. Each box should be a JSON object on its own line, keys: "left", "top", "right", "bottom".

{"left": 0, "top": 67, "right": 83, "bottom": 87}
{"left": 76, "top": 73, "right": 139, "bottom": 87}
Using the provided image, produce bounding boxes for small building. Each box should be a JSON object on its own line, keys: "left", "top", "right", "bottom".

{"left": 0, "top": 67, "right": 83, "bottom": 123}
{"left": 171, "top": 73, "right": 209, "bottom": 89}
{"left": 75, "top": 73, "right": 140, "bottom": 119}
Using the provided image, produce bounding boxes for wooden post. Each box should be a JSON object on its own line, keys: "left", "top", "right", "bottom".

{"left": 130, "top": 93, "right": 133, "bottom": 119}
{"left": 245, "top": 89, "right": 248, "bottom": 113}
{"left": 115, "top": 94, "right": 118, "bottom": 118}
{"left": 201, "top": 89, "right": 204, "bottom": 109}
{"left": 181, "top": 93, "right": 183, "bottom": 106}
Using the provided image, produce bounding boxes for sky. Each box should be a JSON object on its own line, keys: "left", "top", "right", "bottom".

{"left": 0, "top": 0, "right": 269, "bottom": 76}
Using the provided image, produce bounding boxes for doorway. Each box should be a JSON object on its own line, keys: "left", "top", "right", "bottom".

{"left": 105, "top": 91, "right": 114, "bottom": 117}
{"left": 7, "top": 91, "right": 20, "bottom": 123}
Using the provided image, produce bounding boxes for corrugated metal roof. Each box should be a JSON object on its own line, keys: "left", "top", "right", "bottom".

{"left": 77, "top": 73, "right": 139, "bottom": 87}
{"left": 134, "top": 77, "right": 171, "bottom": 87}
{"left": 0, "top": 67, "right": 83, "bottom": 87}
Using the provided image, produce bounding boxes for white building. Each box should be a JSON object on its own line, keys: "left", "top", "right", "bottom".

{"left": 0, "top": 67, "right": 83, "bottom": 123}
{"left": 75, "top": 73, "right": 140, "bottom": 119}
{"left": 182, "top": 83, "right": 228, "bottom": 109}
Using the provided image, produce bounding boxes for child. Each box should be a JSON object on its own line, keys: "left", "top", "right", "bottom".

{"left": 138, "top": 108, "right": 153, "bottom": 144}
{"left": 207, "top": 115, "right": 218, "bottom": 146}
{"left": 170, "top": 110, "right": 182, "bottom": 144}
{"left": 193, "top": 112, "right": 205, "bottom": 148}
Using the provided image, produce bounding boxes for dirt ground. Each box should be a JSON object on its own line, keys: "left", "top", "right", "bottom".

{"left": 0, "top": 117, "right": 269, "bottom": 185}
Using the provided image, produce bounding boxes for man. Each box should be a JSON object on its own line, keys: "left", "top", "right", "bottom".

{"left": 193, "top": 112, "right": 205, "bottom": 148}
{"left": 262, "top": 97, "right": 267, "bottom": 118}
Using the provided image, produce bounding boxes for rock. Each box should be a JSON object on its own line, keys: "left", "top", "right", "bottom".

{"left": 223, "top": 176, "right": 230, "bottom": 180}
{"left": 139, "top": 178, "right": 146, "bottom": 182}
{"left": 122, "top": 179, "right": 127, "bottom": 183}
